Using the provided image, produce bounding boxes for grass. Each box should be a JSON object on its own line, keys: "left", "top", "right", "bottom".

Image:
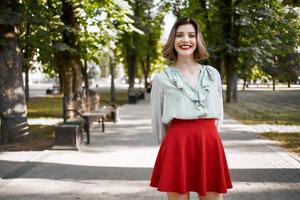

{"left": 224, "top": 90, "right": 300, "bottom": 156}
{"left": 0, "top": 125, "right": 55, "bottom": 151}
{"left": 259, "top": 132, "right": 300, "bottom": 156}
{"left": 28, "top": 96, "right": 63, "bottom": 118}
{"left": 224, "top": 90, "right": 300, "bottom": 125}
{"left": 97, "top": 87, "right": 130, "bottom": 106}
{"left": 27, "top": 88, "right": 130, "bottom": 118}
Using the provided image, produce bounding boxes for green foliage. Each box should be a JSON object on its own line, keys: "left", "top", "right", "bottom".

{"left": 118, "top": 0, "right": 169, "bottom": 82}
{"left": 15, "top": 0, "right": 138, "bottom": 79}
{"left": 19, "top": 0, "right": 62, "bottom": 75}
{"left": 238, "top": 0, "right": 300, "bottom": 81}
{"left": 169, "top": 0, "right": 300, "bottom": 83}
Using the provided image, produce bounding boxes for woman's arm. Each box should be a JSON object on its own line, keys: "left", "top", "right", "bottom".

{"left": 215, "top": 72, "right": 224, "bottom": 132}
{"left": 151, "top": 75, "right": 166, "bottom": 144}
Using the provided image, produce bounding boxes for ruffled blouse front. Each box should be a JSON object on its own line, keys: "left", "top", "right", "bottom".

{"left": 164, "top": 65, "right": 215, "bottom": 117}
{"left": 150, "top": 65, "right": 224, "bottom": 144}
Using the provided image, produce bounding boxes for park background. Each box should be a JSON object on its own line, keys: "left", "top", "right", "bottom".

{"left": 0, "top": 0, "right": 300, "bottom": 199}
{"left": 0, "top": 0, "right": 299, "bottom": 153}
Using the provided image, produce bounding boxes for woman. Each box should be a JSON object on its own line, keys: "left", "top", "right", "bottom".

{"left": 149, "top": 18, "right": 233, "bottom": 200}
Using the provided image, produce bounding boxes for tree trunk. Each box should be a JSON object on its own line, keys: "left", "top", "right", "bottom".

{"left": 110, "top": 56, "right": 116, "bottom": 102}
{"left": 72, "top": 59, "right": 83, "bottom": 95}
{"left": 82, "top": 59, "right": 89, "bottom": 93}
{"left": 58, "top": 72, "right": 63, "bottom": 94}
{"left": 23, "top": 23, "right": 31, "bottom": 102}
{"left": 272, "top": 76, "right": 276, "bottom": 91}
{"left": 220, "top": 0, "right": 240, "bottom": 103}
{"left": 0, "top": 0, "right": 29, "bottom": 143}
{"left": 25, "top": 64, "right": 30, "bottom": 102}
{"left": 72, "top": 58, "right": 83, "bottom": 111}
{"left": 287, "top": 80, "right": 290, "bottom": 88}
{"left": 127, "top": 47, "right": 137, "bottom": 88}
{"left": 225, "top": 55, "right": 238, "bottom": 102}
{"left": 140, "top": 58, "right": 147, "bottom": 89}
{"left": 145, "top": 54, "right": 151, "bottom": 89}
{"left": 242, "top": 78, "right": 247, "bottom": 91}
{"left": 60, "top": 0, "right": 81, "bottom": 115}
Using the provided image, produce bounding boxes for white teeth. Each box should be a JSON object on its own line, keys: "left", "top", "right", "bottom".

{"left": 180, "top": 45, "right": 191, "bottom": 49}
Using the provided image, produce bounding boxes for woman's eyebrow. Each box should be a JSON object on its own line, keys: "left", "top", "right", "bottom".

{"left": 176, "top": 32, "right": 196, "bottom": 34}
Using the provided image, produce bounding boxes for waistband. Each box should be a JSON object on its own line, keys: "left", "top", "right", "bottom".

{"left": 169, "top": 118, "right": 216, "bottom": 126}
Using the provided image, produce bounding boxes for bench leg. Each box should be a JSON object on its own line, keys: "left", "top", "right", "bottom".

{"left": 101, "top": 116, "right": 105, "bottom": 132}
{"left": 112, "top": 111, "right": 116, "bottom": 124}
{"left": 87, "top": 126, "right": 90, "bottom": 144}
{"left": 84, "top": 121, "right": 90, "bottom": 144}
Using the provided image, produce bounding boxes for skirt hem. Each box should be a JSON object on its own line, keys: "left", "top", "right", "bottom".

{"left": 150, "top": 184, "right": 233, "bottom": 196}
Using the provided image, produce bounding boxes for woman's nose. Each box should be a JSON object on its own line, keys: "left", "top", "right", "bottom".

{"left": 182, "top": 34, "right": 189, "bottom": 41}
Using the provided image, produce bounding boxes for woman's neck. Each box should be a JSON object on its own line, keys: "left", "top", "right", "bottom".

{"left": 174, "top": 56, "right": 200, "bottom": 72}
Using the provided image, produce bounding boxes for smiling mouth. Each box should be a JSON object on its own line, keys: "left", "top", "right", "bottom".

{"left": 179, "top": 45, "right": 192, "bottom": 50}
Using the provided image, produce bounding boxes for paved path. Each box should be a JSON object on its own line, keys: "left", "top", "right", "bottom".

{"left": 0, "top": 100, "right": 299, "bottom": 200}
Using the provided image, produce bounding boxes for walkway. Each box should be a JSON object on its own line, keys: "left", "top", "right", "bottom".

{"left": 0, "top": 100, "right": 299, "bottom": 199}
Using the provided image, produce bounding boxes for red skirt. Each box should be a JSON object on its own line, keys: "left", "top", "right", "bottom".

{"left": 150, "top": 118, "right": 233, "bottom": 196}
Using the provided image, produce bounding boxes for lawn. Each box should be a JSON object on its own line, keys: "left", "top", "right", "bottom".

{"left": 224, "top": 90, "right": 300, "bottom": 156}
{"left": 28, "top": 96, "right": 63, "bottom": 118}
{"left": 27, "top": 88, "right": 130, "bottom": 118}
{"left": 224, "top": 90, "right": 300, "bottom": 125}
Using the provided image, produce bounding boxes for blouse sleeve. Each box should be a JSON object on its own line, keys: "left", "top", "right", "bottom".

{"left": 215, "top": 72, "right": 224, "bottom": 132}
{"left": 150, "top": 75, "right": 166, "bottom": 144}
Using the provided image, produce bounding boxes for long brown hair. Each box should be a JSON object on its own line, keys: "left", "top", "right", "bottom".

{"left": 163, "top": 18, "right": 209, "bottom": 62}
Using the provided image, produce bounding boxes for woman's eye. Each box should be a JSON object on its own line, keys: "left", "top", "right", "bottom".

{"left": 189, "top": 35, "right": 196, "bottom": 38}
{"left": 176, "top": 34, "right": 183, "bottom": 38}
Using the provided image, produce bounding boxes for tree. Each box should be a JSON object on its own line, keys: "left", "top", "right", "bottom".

{"left": 167, "top": 0, "right": 300, "bottom": 98}
{"left": 20, "top": 0, "right": 53, "bottom": 102}
{"left": 136, "top": 0, "right": 168, "bottom": 89}
{"left": 0, "top": 0, "right": 29, "bottom": 143}
{"left": 239, "top": 0, "right": 300, "bottom": 91}
{"left": 278, "top": 53, "right": 300, "bottom": 87}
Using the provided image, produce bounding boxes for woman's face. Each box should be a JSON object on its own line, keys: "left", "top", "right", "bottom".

{"left": 174, "top": 24, "right": 197, "bottom": 58}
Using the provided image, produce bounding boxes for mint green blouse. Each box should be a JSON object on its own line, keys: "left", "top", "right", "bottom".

{"left": 150, "top": 65, "right": 224, "bottom": 143}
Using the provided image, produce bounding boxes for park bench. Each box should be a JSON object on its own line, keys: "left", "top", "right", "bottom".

{"left": 54, "top": 124, "right": 82, "bottom": 150}
{"left": 46, "top": 84, "right": 60, "bottom": 95}
{"left": 128, "top": 89, "right": 145, "bottom": 104}
{"left": 54, "top": 93, "right": 117, "bottom": 148}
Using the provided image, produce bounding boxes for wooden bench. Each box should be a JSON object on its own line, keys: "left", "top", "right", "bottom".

{"left": 63, "top": 106, "right": 117, "bottom": 144}
{"left": 54, "top": 94, "right": 117, "bottom": 147}
{"left": 46, "top": 84, "right": 60, "bottom": 95}
{"left": 128, "top": 89, "right": 145, "bottom": 104}
{"left": 54, "top": 124, "right": 82, "bottom": 150}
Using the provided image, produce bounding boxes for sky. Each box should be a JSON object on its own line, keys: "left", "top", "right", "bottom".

{"left": 161, "top": 11, "right": 176, "bottom": 44}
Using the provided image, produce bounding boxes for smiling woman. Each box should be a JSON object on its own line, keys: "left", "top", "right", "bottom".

{"left": 149, "top": 18, "right": 233, "bottom": 200}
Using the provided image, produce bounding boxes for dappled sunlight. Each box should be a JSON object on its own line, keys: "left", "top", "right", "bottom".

{"left": 231, "top": 182, "right": 299, "bottom": 192}
{"left": 0, "top": 163, "right": 299, "bottom": 200}
{"left": 0, "top": 178, "right": 157, "bottom": 199}
{"left": 14, "top": 87, "right": 25, "bottom": 95}
{"left": 27, "top": 118, "right": 62, "bottom": 125}
{"left": 116, "top": 119, "right": 151, "bottom": 125}
{"left": 34, "top": 147, "right": 158, "bottom": 168}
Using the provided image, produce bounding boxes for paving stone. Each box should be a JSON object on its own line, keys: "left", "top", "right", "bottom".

{"left": 0, "top": 101, "right": 299, "bottom": 199}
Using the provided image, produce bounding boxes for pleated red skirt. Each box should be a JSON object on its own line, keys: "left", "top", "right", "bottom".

{"left": 150, "top": 118, "right": 233, "bottom": 196}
